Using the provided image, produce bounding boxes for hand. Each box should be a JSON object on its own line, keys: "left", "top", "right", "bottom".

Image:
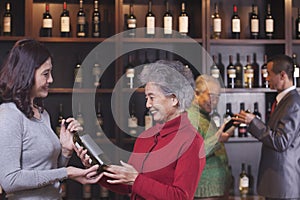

{"left": 103, "top": 161, "right": 138, "bottom": 185}
{"left": 74, "top": 144, "right": 91, "bottom": 168}
{"left": 235, "top": 110, "right": 256, "bottom": 125}
{"left": 60, "top": 118, "right": 83, "bottom": 157}
{"left": 66, "top": 165, "right": 103, "bottom": 185}
{"left": 216, "top": 123, "right": 234, "bottom": 142}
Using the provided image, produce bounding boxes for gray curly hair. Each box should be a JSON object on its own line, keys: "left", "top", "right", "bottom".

{"left": 139, "top": 60, "right": 195, "bottom": 112}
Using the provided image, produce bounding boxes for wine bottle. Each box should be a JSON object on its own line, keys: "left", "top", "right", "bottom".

{"left": 163, "top": 0, "right": 173, "bottom": 38}
{"left": 125, "top": 54, "right": 135, "bottom": 88}
{"left": 251, "top": 53, "right": 260, "bottom": 88}
{"left": 74, "top": 59, "right": 82, "bottom": 88}
{"left": 211, "top": 107, "right": 221, "bottom": 128}
{"left": 231, "top": 4, "right": 240, "bottom": 39}
{"left": 92, "top": 0, "right": 101, "bottom": 38}
{"left": 292, "top": 53, "right": 300, "bottom": 87}
{"left": 253, "top": 101, "right": 262, "bottom": 120}
{"left": 227, "top": 55, "right": 236, "bottom": 88}
{"left": 77, "top": 0, "right": 87, "bottom": 37}
{"left": 238, "top": 103, "right": 247, "bottom": 137}
{"left": 266, "top": 101, "right": 272, "bottom": 123}
{"left": 93, "top": 63, "right": 101, "bottom": 88}
{"left": 96, "top": 101, "right": 104, "bottom": 137}
{"left": 212, "top": 3, "right": 221, "bottom": 39}
{"left": 127, "top": 3, "right": 136, "bottom": 37}
{"left": 60, "top": 1, "right": 71, "bottom": 37}
{"left": 265, "top": 3, "right": 274, "bottom": 39}
{"left": 55, "top": 103, "right": 64, "bottom": 137}
{"left": 229, "top": 166, "right": 235, "bottom": 196}
{"left": 128, "top": 102, "right": 138, "bottom": 136}
{"left": 145, "top": 0, "right": 155, "bottom": 37}
{"left": 234, "top": 53, "right": 243, "bottom": 88}
{"left": 250, "top": 4, "right": 259, "bottom": 39}
{"left": 296, "top": 8, "right": 300, "bottom": 39}
{"left": 82, "top": 184, "right": 92, "bottom": 200}
{"left": 239, "top": 163, "right": 249, "bottom": 197}
{"left": 40, "top": 3, "right": 52, "bottom": 37}
{"left": 244, "top": 55, "right": 254, "bottom": 88}
{"left": 223, "top": 103, "right": 234, "bottom": 124}
{"left": 144, "top": 108, "right": 153, "bottom": 130}
{"left": 247, "top": 165, "right": 254, "bottom": 196}
{"left": 261, "top": 54, "right": 269, "bottom": 88}
{"left": 99, "top": 186, "right": 110, "bottom": 199}
{"left": 178, "top": 2, "right": 188, "bottom": 37}
{"left": 3, "top": 2, "right": 12, "bottom": 36}
{"left": 210, "top": 55, "right": 220, "bottom": 79}
{"left": 217, "top": 53, "right": 225, "bottom": 86}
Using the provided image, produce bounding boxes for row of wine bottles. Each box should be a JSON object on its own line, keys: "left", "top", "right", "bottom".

{"left": 210, "top": 53, "right": 300, "bottom": 88}
{"left": 40, "top": 0, "right": 102, "bottom": 38}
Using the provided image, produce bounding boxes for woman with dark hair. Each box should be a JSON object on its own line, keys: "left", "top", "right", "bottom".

{"left": 0, "top": 39, "right": 101, "bottom": 200}
{"left": 75, "top": 60, "right": 206, "bottom": 199}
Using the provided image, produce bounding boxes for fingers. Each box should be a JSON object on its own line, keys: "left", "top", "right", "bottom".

{"left": 65, "top": 118, "right": 83, "bottom": 133}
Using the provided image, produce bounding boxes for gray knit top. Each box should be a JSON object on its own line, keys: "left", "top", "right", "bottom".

{"left": 0, "top": 102, "right": 69, "bottom": 200}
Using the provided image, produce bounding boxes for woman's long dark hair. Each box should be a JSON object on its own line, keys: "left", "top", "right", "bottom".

{"left": 0, "top": 39, "right": 52, "bottom": 118}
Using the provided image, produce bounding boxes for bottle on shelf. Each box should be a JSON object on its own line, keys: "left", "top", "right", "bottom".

{"left": 227, "top": 55, "right": 236, "bottom": 88}
{"left": 261, "top": 54, "right": 269, "bottom": 88}
{"left": 234, "top": 53, "right": 243, "bottom": 88}
{"left": 238, "top": 103, "right": 248, "bottom": 137}
{"left": 82, "top": 184, "right": 92, "bottom": 200}
{"left": 292, "top": 53, "right": 300, "bottom": 87}
{"left": 266, "top": 101, "right": 272, "bottom": 123}
{"left": 93, "top": 63, "right": 101, "bottom": 88}
{"left": 239, "top": 163, "right": 249, "bottom": 197}
{"left": 210, "top": 55, "right": 220, "bottom": 80}
{"left": 92, "top": 0, "right": 101, "bottom": 38}
{"left": 178, "top": 2, "right": 189, "bottom": 37}
{"left": 163, "top": 0, "right": 173, "bottom": 38}
{"left": 74, "top": 58, "right": 83, "bottom": 88}
{"left": 211, "top": 107, "right": 221, "bottom": 128}
{"left": 128, "top": 102, "right": 138, "bottom": 136}
{"left": 296, "top": 8, "right": 300, "bottom": 39}
{"left": 99, "top": 186, "right": 110, "bottom": 199}
{"left": 217, "top": 53, "right": 225, "bottom": 87}
{"left": 265, "top": 3, "right": 274, "bottom": 39}
{"left": 60, "top": 1, "right": 71, "bottom": 37}
{"left": 77, "top": 0, "right": 87, "bottom": 38}
{"left": 244, "top": 55, "right": 254, "bottom": 88}
{"left": 55, "top": 103, "right": 64, "bottom": 137}
{"left": 249, "top": 4, "right": 259, "bottom": 39}
{"left": 125, "top": 54, "right": 135, "bottom": 89}
{"left": 144, "top": 108, "right": 153, "bottom": 130}
{"left": 3, "top": 2, "right": 12, "bottom": 36}
{"left": 231, "top": 4, "right": 240, "bottom": 39}
{"left": 253, "top": 102, "right": 262, "bottom": 120}
{"left": 223, "top": 103, "right": 234, "bottom": 124}
{"left": 145, "top": 0, "right": 155, "bottom": 38}
{"left": 212, "top": 2, "right": 221, "bottom": 39}
{"left": 251, "top": 53, "right": 260, "bottom": 88}
{"left": 229, "top": 166, "right": 235, "bottom": 196}
{"left": 247, "top": 164, "right": 254, "bottom": 196}
{"left": 127, "top": 2, "right": 136, "bottom": 37}
{"left": 40, "top": 3, "right": 52, "bottom": 37}
{"left": 96, "top": 101, "right": 104, "bottom": 137}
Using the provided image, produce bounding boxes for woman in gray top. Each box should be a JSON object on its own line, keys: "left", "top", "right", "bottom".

{"left": 0, "top": 39, "right": 101, "bottom": 200}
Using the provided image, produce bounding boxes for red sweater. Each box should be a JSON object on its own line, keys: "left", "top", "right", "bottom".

{"left": 101, "top": 113, "right": 205, "bottom": 200}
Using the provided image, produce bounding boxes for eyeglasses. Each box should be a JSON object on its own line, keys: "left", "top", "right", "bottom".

{"left": 209, "top": 93, "right": 220, "bottom": 99}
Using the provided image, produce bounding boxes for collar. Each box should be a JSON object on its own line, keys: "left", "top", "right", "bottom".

{"left": 276, "top": 85, "right": 296, "bottom": 104}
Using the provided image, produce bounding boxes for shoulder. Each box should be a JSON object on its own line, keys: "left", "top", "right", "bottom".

{"left": 0, "top": 103, "right": 24, "bottom": 121}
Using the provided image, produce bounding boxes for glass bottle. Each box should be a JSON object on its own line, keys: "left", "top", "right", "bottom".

{"left": 292, "top": 53, "right": 300, "bottom": 87}
{"left": 178, "top": 2, "right": 188, "bottom": 37}
{"left": 92, "top": 0, "right": 101, "bottom": 38}
{"left": 96, "top": 101, "right": 104, "bottom": 137}
{"left": 210, "top": 55, "right": 220, "bottom": 79}
{"left": 244, "top": 55, "right": 254, "bottom": 88}
{"left": 231, "top": 4, "right": 240, "bottom": 39}
{"left": 40, "top": 3, "right": 52, "bottom": 37}
{"left": 227, "top": 55, "right": 236, "bottom": 88}
{"left": 261, "top": 54, "right": 269, "bottom": 88}
{"left": 217, "top": 53, "right": 225, "bottom": 87}
{"left": 125, "top": 54, "right": 135, "bottom": 89}
{"left": 145, "top": 0, "right": 155, "bottom": 37}
{"left": 211, "top": 107, "right": 221, "bottom": 128}
{"left": 234, "top": 53, "right": 243, "bottom": 88}
{"left": 250, "top": 4, "right": 259, "bottom": 39}
{"left": 127, "top": 3, "right": 136, "bottom": 37}
{"left": 265, "top": 3, "right": 274, "bottom": 39}
{"left": 253, "top": 102, "right": 262, "bottom": 120}
{"left": 239, "top": 163, "right": 249, "bottom": 197}
{"left": 251, "top": 53, "right": 260, "bottom": 88}
{"left": 238, "top": 103, "right": 247, "bottom": 137}
{"left": 3, "top": 2, "right": 12, "bottom": 36}
{"left": 212, "top": 3, "right": 221, "bottom": 39}
{"left": 77, "top": 0, "right": 87, "bottom": 37}
{"left": 60, "top": 1, "right": 71, "bottom": 37}
{"left": 163, "top": 0, "right": 173, "bottom": 37}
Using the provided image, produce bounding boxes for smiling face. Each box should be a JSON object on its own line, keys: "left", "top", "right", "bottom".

{"left": 30, "top": 57, "right": 53, "bottom": 102}
{"left": 145, "top": 82, "right": 180, "bottom": 123}
{"left": 195, "top": 81, "right": 220, "bottom": 113}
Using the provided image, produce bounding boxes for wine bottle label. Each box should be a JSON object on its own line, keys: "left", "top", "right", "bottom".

{"left": 83, "top": 184, "right": 92, "bottom": 199}
{"left": 164, "top": 16, "right": 172, "bottom": 34}
{"left": 294, "top": 67, "right": 300, "bottom": 78}
{"left": 298, "top": 22, "right": 300, "bottom": 32}
{"left": 228, "top": 69, "right": 236, "bottom": 78}
{"left": 239, "top": 176, "right": 249, "bottom": 187}
{"left": 61, "top": 16, "right": 70, "bottom": 32}
{"left": 211, "top": 68, "right": 220, "bottom": 78}
{"left": 100, "top": 186, "right": 109, "bottom": 197}
{"left": 179, "top": 16, "right": 188, "bottom": 33}
{"left": 265, "top": 19, "right": 274, "bottom": 32}
{"left": 246, "top": 68, "right": 254, "bottom": 78}
{"left": 146, "top": 16, "right": 155, "bottom": 34}
{"left": 127, "top": 19, "right": 136, "bottom": 28}
{"left": 78, "top": 16, "right": 85, "bottom": 25}
{"left": 262, "top": 69, "right": 268, "bottom": 78}
{"left": 232, "top": 19, "right": 240, "bottom": 32}
{"left": 43, "top": 19, "right": 53, "bottom": 28}
{"left": 3, "top": 17, "right": 11, "bottom": 32}
{"left": 213, "top": 18, "right": 221, "bottom": 32}
{"left": 212, "top": 116, "right": 221, "bottom": 128}
{"left": 126, "top": 68, "right": 135, "bottom": 78}
{"left": 251, "top": 19, "right": 259, "bottom": 33}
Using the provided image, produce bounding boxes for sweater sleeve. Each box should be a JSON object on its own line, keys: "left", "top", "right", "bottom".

{"left": 0, "top": 108, "right": 68, "bottom": 193}
{"left": 131, "top": 137, "right": 205, "bottom": 200}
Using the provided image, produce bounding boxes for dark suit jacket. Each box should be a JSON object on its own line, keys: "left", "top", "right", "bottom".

{"left": 248, "top": 89, "right": 300, "bottom": 199}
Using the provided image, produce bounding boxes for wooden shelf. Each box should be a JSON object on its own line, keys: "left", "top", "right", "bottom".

{"left": 36, "top": 37, "right": 115, "bottom": 43}
{"left": 209, "top": 39, "right": 286, "bottom": 45}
